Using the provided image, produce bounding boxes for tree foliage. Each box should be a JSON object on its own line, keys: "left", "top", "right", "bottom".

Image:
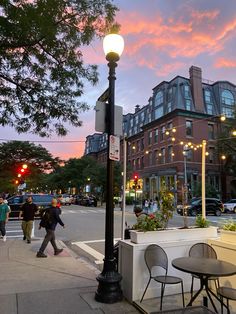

{"left": 0, "top": 140, "right": 60, "bottom": 192}
{"left": 45, "top": 156, "right": 123, "bottom": 198}
{"left": 217, "top": 113, "right": 236, "bottom": 176}
{"left": 0, "top": 0, "right": 117, "bottom": 136}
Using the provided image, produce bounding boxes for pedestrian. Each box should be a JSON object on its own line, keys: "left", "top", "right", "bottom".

{"left": 0, "top": 197, "right": 10, "bottom": 242}
{"left": 19, "top": 196, "right": 38, "bottom": 243}
{"left": 36, "top": 198, "right": 65, "bottom": 258}
{"left": 144, "top": 199, "right": 149, "bottom": 214}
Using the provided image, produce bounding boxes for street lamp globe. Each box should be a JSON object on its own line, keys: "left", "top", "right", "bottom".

{"left": 103, "top": 33, "right": 124, "bottom": 61}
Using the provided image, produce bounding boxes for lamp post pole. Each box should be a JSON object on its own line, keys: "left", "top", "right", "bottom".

{"left": 183, "top": 145, "right": 189, "bottom": 206}
{"left": 95, "top": 34, "right": 124, "bottom": 304}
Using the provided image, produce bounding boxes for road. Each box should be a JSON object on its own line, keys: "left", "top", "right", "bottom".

{"left": 6, "top": 204, "right": 236, "bottom": 257}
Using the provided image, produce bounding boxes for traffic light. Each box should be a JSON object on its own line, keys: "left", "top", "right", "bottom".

{"left": 134, "top": 174, "right": 138, "bottom": 185}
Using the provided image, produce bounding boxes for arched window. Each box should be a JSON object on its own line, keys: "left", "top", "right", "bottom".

{"left": 221, "top": 90, "right": 234, "bottom": 117}
{"left": 155, "top": 91, "right": 163, "bottom": 106}
{"left": 221, "top": 90, "right": 234, "bottom": 106}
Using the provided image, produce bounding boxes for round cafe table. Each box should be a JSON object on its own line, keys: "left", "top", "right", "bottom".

{"left": 172, "top": 257, "right": 236, "bottom": 313}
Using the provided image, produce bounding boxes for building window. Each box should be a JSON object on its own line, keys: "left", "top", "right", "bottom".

{"left": 186, "top": 99, "right": 191, "bottom": 111}
{"left": 167, "top": 146, "right": 173, "bottom": 162}
{"left": 141, "top": 156, "right": 144, "bottom": 169}
{"left": 167, "top": 102, "right": 172, "bottom": 113}
{"left": 141, "top": 138, "right": 144, "bottom": 150}
{"left": 184, "top": 85, "right": 191, "bottom": 98}
{"left": 141, "top": 112, "right": 145, "bottom": 121}
{"left": 148, "top": 113, "right": 152, "bottom": 123}
{"left": 167, "top": 88, "right": 172, "bottom": 101}
{"left": 135, "top": 115, "right": 138, "bottom": 124}
{"left": 208, "top": 124, "right": 214, "bottom": 140}
{"left": 186, "top": 120, "right": 193, "bottom": 137}
{"left": 132, "top": 159, "right": 136, "bottom": 169}
{"left": 161, "top": 147, "right": 166, "bottom": 164}
{"left": 148, "top": 151, "right": 152, "bottom": 166}
{"left": 154, "top": 128, "right": 158, "bottom": 143}
{"left": 137, "top": 158, "right": 140, "bottom": 169}
{"left": 208, "top": 147, "right": 215, "bottom": 164}
{"left": 221, "top": 90, "right": 234, "bottom": 117}
{"left": 154, "top": 150, "right": 159, "bottom": 164}
{"left": 207, "top": 103, "right": 213, "bottom": 115}
{"left": 204, "top": 90, "right": 212, "bottom": 103}
{"left": 161, "top": 126, "right": 165, "bottom": 141}
{"left": 130, "top": 119, "right": 133, "bottom": 127}
{"left": 148, "top": 131, "right": 152, "bottom": 145}
{"left": 155, "top": 91, "right": 163, "bottom": 106}
{"left": 155, "top": 106, "right": 163, "bottom": 119}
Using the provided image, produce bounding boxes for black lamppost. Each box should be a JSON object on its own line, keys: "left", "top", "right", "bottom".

{"left": 95, "top": 33, "right": 124, "bottom": 303}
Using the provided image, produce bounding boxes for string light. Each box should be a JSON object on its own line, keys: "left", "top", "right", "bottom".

{"left": 221, "top": 155, "right": 226, "bottom": 160}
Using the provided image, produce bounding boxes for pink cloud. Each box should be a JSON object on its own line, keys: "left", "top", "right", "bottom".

{"left": 215, "top": 57, "right": 236, "bottom": 68}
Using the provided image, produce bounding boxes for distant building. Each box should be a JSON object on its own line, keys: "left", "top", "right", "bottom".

{"left": 85, "top": 66, "right": 236, "bottom": 202}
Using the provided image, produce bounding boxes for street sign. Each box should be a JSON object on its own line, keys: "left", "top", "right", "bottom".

{"left": 95, "top": 101, "right": 123, "bottom": 136}
{"left": 109, "top": 135, "right": 120, "bottom": 161}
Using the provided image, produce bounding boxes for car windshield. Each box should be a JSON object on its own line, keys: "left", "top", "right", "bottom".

{"left": 190, "top": 199, "right": 200, "bottom": 205}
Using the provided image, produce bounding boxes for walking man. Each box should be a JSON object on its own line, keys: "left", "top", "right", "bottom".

{"left": 0, "top": 197, "right": 10, "bottom": 242}
{"left": 19, "top": 196, "right": 38, "bottom": 243}
{"left": 36, "top": 198, "right": 65, "bottom": 258}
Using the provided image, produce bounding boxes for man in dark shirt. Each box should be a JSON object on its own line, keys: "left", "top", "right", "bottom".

{"left": 36, "top": 198, "right": 65, "bottom": 258}
{"left": 19, "top": 196, "right": 38, "bottom": 243}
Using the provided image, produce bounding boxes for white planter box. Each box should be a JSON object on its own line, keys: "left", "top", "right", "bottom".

{"left": 119, "top": 226, "right": 219, "bottom": 302}
{"left": 130, "top": 226, "right": 218, "bottom": 244}
{"left": 220, "top": 230, "right": 236, "bottom": 243}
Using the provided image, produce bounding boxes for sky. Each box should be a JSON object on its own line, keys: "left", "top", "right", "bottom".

{"left": 1, "top": 0, "right": 236, "bottom": 160}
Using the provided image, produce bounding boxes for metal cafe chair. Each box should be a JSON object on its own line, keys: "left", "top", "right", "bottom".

{"left": 189, "top": 243, "right": 220, "bottom": 297}
{"left": 140, "top": 244, "right": 185, "bottom": 311}
{"left": 217, "top": 286, "right": 236, "bottom": 314}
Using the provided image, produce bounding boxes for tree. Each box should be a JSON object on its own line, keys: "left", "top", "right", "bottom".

{"left": 217, "top": 113, "right": 236, "bottom": 176}
{"left": 0, "top": 0, "right": 117, "bottom": 136}
{"left": 0, "top": 140, "right": 60, "bottom": 192}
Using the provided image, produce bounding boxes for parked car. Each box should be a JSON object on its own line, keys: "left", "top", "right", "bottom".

{"left": 223, "top": 199, "right": 236, "bottom": 213}
{"left": 177, "top": 198, "right": 223, "bottom": 216}
{"left": 59, "top": 194, "right": 73, "bottom": 205}
{"left": 7, "top": 194, "right": 54, "bottom": 218}
{"left": 78, "top": 196, "right": 97, "bottom": 207}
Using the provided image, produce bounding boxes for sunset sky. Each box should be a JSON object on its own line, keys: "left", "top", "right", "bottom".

{"left": 1, "top": 0, "right": 236, "bottom": 160}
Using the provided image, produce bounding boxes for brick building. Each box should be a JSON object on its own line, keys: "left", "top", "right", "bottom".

{"left": 85, "top": 66, "right": 236, "bottom": 202}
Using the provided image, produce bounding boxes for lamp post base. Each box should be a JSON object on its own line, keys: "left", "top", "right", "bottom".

{"left": 95, "top": 271, "right": 123, "bottom": 303}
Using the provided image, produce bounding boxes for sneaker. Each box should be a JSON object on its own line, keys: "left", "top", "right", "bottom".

{"left": 23, "top": 236, "right": 26, "bottom": 241}
{"left": 3, "top": 235, "right": 6, "bottom": 242}
{"left": 54, "top": 248, "right": 63, "bottom": 256}
{"left": 36, "top": 252, "right": 47, "bottom": 258}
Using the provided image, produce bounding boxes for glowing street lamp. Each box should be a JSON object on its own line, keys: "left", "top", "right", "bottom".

{"left": 95, "top": 33, "right": 124, "bottom": 304}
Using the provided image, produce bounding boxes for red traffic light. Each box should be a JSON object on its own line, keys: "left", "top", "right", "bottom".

{"left": 134, "top": 174, "right": 138, "bottom": 180}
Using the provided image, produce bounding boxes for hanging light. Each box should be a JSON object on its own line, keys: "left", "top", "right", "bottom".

{"left": 221, "top": 155, "right": 226, "bottom": 160}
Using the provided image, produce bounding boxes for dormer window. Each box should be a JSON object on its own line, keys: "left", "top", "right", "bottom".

{"left": 221, "top": 90, "right": 234, "bottom": 117}
{"left": 155, "top": 91, "right": 163, "bottom": 106}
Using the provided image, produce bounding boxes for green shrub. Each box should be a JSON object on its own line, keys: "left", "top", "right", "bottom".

{"left": 222, "top": 220, "right": 236, "bottom": 231}
{"left": 195, "top": 215, "right": 210, "bottom": 228}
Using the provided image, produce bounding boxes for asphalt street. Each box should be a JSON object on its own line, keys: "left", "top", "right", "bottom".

{"left": 6, "top": 204, "right": 236, "bottom": 258}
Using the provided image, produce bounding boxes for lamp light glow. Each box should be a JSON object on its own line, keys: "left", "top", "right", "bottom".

{"left": 103, "top": 34, "right": 124, "bottom": 58}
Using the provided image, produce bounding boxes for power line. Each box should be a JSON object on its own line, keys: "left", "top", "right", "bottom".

{"left": 0, "top": 138, "right": 86, "bottom": 143}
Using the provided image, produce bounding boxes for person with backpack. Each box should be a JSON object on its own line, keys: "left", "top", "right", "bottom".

{"left": 36, "top": 198, "right": 65, "bottom": 258}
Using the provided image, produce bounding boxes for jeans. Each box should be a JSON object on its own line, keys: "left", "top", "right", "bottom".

{"left": 0, "top": 221, "right": 6, "bottom": 236}
{"left": 39, "top": 229, "right": 59, "bottom": 253}
{"left": 22, "top": 220, "right": 33, "bottom": 241}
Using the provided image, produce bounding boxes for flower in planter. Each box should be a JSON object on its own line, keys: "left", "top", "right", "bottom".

{"left": 133, "top": 212, "right": 165, "bottom": 231}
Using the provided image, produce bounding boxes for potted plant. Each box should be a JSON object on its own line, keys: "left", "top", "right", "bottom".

{"left": 130, "top": 189, "right": 217, "bottom": 244}
{"left": 220, "top": 219, "right": 236, "bottom": 243}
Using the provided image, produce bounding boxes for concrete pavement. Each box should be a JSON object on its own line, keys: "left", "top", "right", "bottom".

{"left": 0, "top": 237, "right": 138, "bottom": 314}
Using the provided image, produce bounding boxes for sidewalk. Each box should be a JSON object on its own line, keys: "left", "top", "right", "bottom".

{"left": 0, "top": 238, "right": 139, "bottom": 314}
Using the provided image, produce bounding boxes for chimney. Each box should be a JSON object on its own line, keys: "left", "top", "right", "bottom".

{"left": 189, "top": 66, "right": 204, "bottom": 112}
{"left": 135, "top": 104, "right": 140, "bottom": 113}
